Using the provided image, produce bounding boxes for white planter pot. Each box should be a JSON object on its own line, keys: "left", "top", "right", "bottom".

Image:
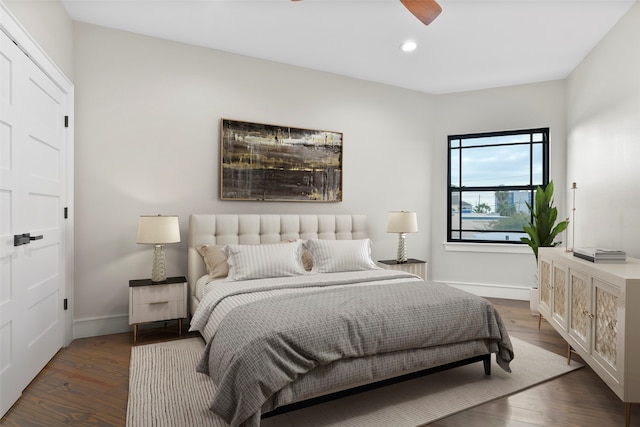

{"left": 530, "top": 287, "right": 540, "bottom": 316}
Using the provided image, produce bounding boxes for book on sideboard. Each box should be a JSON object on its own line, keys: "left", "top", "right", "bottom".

{"left": 573, "top": 247, "right": 626, "bottom": 263}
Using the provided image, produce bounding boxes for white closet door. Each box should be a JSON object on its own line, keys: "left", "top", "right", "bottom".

{"left": 0, "top": 28, "right": 67, "bottom": 416}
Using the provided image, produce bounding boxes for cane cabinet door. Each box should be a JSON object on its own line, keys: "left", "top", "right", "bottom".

{"left": 550, "top": 262, "right": 568, "bottom": 330}
{"left": 538, "top": 256, "right": 552, "bottom": 318}
{"left": 592, "top": 278, "right": 621, "bottom": 382}
{"left": 568, "top": 269, "right": 590, "bottom": 353}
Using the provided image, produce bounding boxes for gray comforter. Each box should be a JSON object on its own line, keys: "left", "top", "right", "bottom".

{"left": 196, "top": 279, "right": 514, "bottom": 427}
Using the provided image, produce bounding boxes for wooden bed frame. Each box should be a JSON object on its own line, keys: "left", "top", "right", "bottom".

{"left": 262, "top": 353, "right": 491, "bottom": 418}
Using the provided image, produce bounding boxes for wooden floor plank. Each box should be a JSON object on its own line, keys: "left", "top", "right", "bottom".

{"left": 1, "top": 299, "right": 638, "bottom": 426}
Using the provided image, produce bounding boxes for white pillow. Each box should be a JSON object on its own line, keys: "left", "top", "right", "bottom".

{"left": 305, "top": 239, "right": 379, "bottom": 273}
{"left": 222, "top": 241, "right": 307, "bottom": 281}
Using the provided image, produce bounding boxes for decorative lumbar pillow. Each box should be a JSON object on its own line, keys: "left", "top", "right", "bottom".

{"left": 301, "top": 248, "right": 313, "bottom": 271}
{"left": 196, "top": 245, "right": 229, "bottom": 279}
{"left": 222, "top": 241, "right": 307, "bottom": 281}
{"left": 291, "top": 239, "right": 313, "bottom": 271}
{"left": 305, "top": 239, "right": 379, "bottom": 273}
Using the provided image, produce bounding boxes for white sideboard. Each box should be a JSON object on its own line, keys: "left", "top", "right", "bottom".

{"left": 538, "top": 248, "right": 640, "bottom": 424}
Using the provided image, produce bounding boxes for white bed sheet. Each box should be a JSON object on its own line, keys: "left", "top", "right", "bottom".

{"left": 195, "top": 275, "right": 226, "bottom": 301}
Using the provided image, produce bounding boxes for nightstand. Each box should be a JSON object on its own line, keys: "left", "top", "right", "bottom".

{"left": 378, "top": 259, "right": 426, "bottom": 280}
{"left": 129, "top": 276, "right": 187, "bottom": 345}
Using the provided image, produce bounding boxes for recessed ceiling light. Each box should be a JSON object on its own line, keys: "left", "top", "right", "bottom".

{"left": 400, "top": 40, "right": 417, "bottom": 52}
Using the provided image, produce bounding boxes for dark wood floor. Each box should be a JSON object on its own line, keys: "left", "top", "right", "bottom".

{"left": 1, "top": 298, "right": 638, "bottom": 426}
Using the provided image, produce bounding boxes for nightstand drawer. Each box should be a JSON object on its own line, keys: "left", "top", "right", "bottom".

{"left": 128, "top": 276, "right": 187, "bottom": 343}
{"left": 131, "top": 300, "right": 185, "bottom": 324}
{"left": 132, "top": 282, "right": 184, "bottom": 305}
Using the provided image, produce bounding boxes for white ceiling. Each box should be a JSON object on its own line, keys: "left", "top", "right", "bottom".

{"left": 61, "top": 0, "right": 636, "bottom": 94}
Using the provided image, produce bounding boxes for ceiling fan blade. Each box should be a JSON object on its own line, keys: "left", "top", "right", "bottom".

{"left": 290, "top": 0, "right": 441, "bottom": 26}
{"left": 400, "top": 0, "right": 442, "bottom": 26}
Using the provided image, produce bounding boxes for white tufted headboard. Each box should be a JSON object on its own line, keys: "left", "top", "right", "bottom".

{"left": 188, "top": 214, "right": 368, "bottom": 314}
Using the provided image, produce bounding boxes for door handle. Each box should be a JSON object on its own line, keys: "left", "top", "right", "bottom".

{"left": 13, "top": 233, "right": 43, "bottom": 246}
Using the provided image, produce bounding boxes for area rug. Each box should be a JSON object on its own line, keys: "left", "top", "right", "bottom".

{"left": 126, "top": 337, "right": 582, "bottom": 427}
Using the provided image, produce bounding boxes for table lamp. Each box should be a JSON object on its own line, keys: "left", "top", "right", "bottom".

{"left": 137, "top": 215, "right": 181, "bottom": 282}
{"left": 386, "top": 211, "right": 418, "bottom": 263}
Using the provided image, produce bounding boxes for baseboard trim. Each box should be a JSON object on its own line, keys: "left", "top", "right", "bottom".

{"left": 73, "top": 314, "right": 130, "bottom": 339}
{"left": 73, "top": 315, "right": 190, "bottom": 340}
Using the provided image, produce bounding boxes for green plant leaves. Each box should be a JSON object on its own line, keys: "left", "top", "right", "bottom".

{"left": 520, "top": 180, "right": 569, "bottom": 261}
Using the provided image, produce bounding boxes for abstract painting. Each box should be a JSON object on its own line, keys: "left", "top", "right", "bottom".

{"left": 220, "top": 119, "right": 343, "bottom": 202}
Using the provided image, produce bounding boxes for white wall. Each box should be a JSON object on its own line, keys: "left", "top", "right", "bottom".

{"left": 72, "top": 23, "right": 434, "bottom": 337}
{"left": 10, "top": 1, "right": 638, "bottom": 338}
{"left": 566, "top": 2, "right": 640, "bottom": 257}
{"left": 430, "top": 81, "right": 568, "bottom": 299}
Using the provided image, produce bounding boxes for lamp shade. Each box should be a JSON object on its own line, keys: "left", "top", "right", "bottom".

{"left": 137, "top": 215, "right": 181, "bottom": 245}
{"left": 386, "top": 211, "right": 418, "bottom": 234}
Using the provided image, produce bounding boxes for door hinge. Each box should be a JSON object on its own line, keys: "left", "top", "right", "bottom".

{"left": 64, "top": 207, "right": 68, "bottom": 219}
{"left": 63, "top": 298, "right": 68, "bottom": 310}
{"left": 64, "top": 116, "right": 69, "bottom": 128}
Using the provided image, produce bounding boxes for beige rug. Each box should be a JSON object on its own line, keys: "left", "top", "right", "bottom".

{"left": 126, "top": 337, "right": 581, "bottom": 427}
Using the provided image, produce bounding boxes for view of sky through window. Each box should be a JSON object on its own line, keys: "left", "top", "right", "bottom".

{"left": 451, "top": 133, "right": 544, "bottom": 211}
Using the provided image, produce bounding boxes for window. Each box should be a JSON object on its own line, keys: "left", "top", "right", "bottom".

{"left": 448, "top": 128, "right": 549, "bottom": 243}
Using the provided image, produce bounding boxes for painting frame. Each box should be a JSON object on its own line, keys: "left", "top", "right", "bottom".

{"left": 220, "top": 119, "right": 343, "bottom": 202}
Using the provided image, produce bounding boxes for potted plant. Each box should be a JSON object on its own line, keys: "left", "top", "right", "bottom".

{"left": 521, "top": 180, "right": 569, "bottom": 314}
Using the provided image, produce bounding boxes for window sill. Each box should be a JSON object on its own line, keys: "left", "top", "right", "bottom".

{"left": 443, "top": 242, "right": 533, "bottom": 255}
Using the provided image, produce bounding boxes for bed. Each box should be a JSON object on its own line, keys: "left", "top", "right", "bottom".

{"left": 187, "top": 214, "right": 514, "bottom": 427}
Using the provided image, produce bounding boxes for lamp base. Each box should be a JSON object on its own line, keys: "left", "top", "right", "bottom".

{"left": 396, "top": 233, "right": 407, "bottom": 263}
{"left": 151, "top": 244, "right": 167, "bottom": 282}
